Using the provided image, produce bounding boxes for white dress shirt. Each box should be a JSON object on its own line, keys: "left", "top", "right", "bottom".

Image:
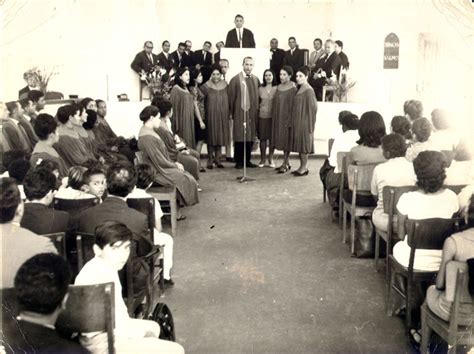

{"left": 328, "top": 130, "right": 359, "bottom": 172}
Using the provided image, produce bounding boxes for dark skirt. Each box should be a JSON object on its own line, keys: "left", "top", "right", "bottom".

{"left": 258, "top": 118, "right": 272, "bottom": 141}
{"left": 195, "top": 117, "right": 207, "bottom": 142}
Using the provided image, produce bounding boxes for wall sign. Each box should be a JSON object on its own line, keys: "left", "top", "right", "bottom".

{"left": 384, "top": 33, "right": 399, "bottom": 69}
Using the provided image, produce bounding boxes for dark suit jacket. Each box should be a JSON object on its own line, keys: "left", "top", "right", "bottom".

{"left": 316, "top": 51, "right": 342, "bottom": 79}
{"left": 18, "top": 86, "right": 30, "bottom": 100}
{"left": 131, "top": 51, "right": 159, "bottom": 74}
{"left": 213, "top": 51, "right": 221, "bottom": 64}
{"left": 225, "top": 28, "right": 255, "bottom": 48}
{"left": 18, "top": 115, "right": 38, "bottom": 147}
{"left": 270, "top": 48, "right": 286, "bottom": 77}
{"left": 170, "top": 51, "right": 186, "bottom": 69}
{"left": 78, "top": 196, "right": 152, "bottom": 256}
{"left": 338, "top": 51, "right": 350, "bottom": 70}
{"left": 193, "top": 50, "right": 213, "bottom": 81}
{"left": 183, "top": 51, "right": 194, "bottom": 67}
{"left": 21, "top": 203, "right": 70, "bottom": 235}
{"left": 157, "top": 52, "right": 174, "bottom": 72}
{"left": 283, "top": 48, "right": 305, "bottom": 79}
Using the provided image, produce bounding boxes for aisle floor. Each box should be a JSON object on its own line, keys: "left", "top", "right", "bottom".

{"left": 161, "top": 157, "right": 413, "bottom": 353}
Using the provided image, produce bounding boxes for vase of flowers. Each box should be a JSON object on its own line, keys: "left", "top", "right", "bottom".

{"left": 25, "top": 67, "right": 58, "bottom": 94}
{"left": 140, "top": 66, "right": 175, "bottom": 100}
{"left": 328, "top": 70, "right": 356, "bottom": 102}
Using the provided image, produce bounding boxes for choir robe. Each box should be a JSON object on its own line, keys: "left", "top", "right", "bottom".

{"left": 30, "top": 141, "right": 68, "bottom": 177}
{"left": 138, "top": 126, "right": 199, "bottom": 207}
{"left": 228, "top": 72, "right": 259, "bottom": 142}
{"left": 1, "top": 119, "right": 31, "bottom": 152}
{"left": 200, "top": 80, "right": 230, "bottom": 146}
{"left": 155, "top": 125, "right": 200, "bottom": 181}
{"left": 93, "top": 117, "right": 117, "bottom": 146}
{"left": 271, "top": 82, "right": 297, "bottom": 151}
{"left": 55, "top": 125, "right": 95, "bottom": 168}
{"left": 170, "top": 85, "right": 196, "bottom": 149}
{"left": 289, "top": 83, "right": 318, "bottom": 154}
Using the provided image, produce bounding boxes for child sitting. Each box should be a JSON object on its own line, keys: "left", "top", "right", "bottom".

{"left": 55, "top": 166, "right": 96, "bottom": 200}
{"left": 81, "top": 167, "right": 107, "bottom": 201}
{"left": 75, "top": 221, "right": 184, "bottom": 354}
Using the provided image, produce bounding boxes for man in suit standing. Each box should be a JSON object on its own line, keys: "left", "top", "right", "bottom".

{"left": 225, "top": 14, "right": 255, "bottom": 48}
{"left": 228, "top": 57, "right": 260, "bottom": 169}
{"left": 218, "top": 59, "right": 233, "bottom": 162}
{"left": 311, "top": 39, "right": 342, "bottom": 101}
{"left": 283, "top": 37, "right": 305, "bottom": 81}
{"left": 193, "top": 41, "right": 213, "bottom": 82}
{"left": 335, "top": 40, "right": 350, "bottom": 70}
{"left": 309, "top": 38, "right": 324, "bottom": 69}
{"left": 183, "top": 40, "right": 194, "bottom": 67}
{"left": 170, "top": 42, "right": 187, "bottom": 69}
{"left": 157, "top": 40, "right": 174, "bottom": 73}
{"left": 213, "top": 41, "right": 225, "bottom": 64}
{"left": 20, "top": 168, "right": 70, "bottom": 235}
{"left": 18, "top": 72, "right": 40, "bottom": 100}
{"left": 131, "top": 41, "right": 159, "bottom": 75}
{"left": 269, "top": 38, "right": 285, "bottom": 83}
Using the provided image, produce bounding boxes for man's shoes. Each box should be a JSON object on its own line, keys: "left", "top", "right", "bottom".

{"left": 235, "top": 164, "right": 243, "bottom": 169}
{"left": 246, "top": 162, "right": 257, "bottom": 168}
{"left": 226, "top": 157, "right": 235, "bottom": 163}
{"left": 164, "top": 278, "right": 175, "bottom": 288}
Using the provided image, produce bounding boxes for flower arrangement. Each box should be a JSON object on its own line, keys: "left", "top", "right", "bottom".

{"left": 328, "top": 70, "right": 356, "bottom": 102}
{"left": 24, "top": 67, "right": 58, "bottom": 93}
{"left": 140, "top": 65, "right": 175, "bottom": 100}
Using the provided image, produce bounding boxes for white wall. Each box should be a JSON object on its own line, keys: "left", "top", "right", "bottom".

{"left": 2, "top": 0, "right": 472, "bottom": 132}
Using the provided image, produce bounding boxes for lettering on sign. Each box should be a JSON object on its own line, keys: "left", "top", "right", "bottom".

{"left": 383, "top": 33, "right": 399, "bottom": 69}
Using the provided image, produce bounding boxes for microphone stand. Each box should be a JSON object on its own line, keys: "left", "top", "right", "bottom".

{"left": 237, "top": 79, "right": 255, "bottom": 183}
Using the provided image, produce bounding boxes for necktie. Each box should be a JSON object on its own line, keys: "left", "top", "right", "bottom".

{"left": 148, "top": 54, "right": 153, "bottom": 64}
{"left": 203, "top": 51, "right": 206, "bottom": 61}
{"left": 238, "top": 29, "right": 242, "bottom": 48}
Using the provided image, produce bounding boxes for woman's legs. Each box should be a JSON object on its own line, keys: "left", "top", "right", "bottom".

{"left": 259, "top": 140, "right": 267, "bottom": 166}
{"left": 268, "top": 145, "right": 275, "bottom": 166}
{"left": 207, "top": 145, "right": 214, "bottom": 169}
{"left": 195, "top": 140, "right": 204, "bottom": 170}
{"left": 214, "top": 145, "right": 224, "bottom": 167}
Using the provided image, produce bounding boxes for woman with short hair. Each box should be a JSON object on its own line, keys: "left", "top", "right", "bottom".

{"left": 257, "top": 69, "right": 277, "bottom": 167}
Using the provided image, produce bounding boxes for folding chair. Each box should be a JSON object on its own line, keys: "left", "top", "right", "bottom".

{"left": 421, "top": 262, "right": 474, "bottom": 353}
{"left": 337, "top": 152, "right": 349, "bottom": 229}
{"left": 341, "top": 163, "right": 377, "bottom": 253}
{"left": 386, "top": 217, "right": 460, "bottom": 330}
{"left": 57, "top": 283, "right": 115, "bottom": 354}
{"left": 53, "top": 197, "right": 100, "bottom": 216}
{"left": 42, "top": 232, "right": 67, "bottom": 259}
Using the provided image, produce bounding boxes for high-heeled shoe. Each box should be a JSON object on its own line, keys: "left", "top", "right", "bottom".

{"left": 206, "top": 161, "right": 213, "bottom": 169}
{"left": 215, "top": 161, "right": 224, "bottom": 168}
{"left": 277, "top": 165, "right": 291, "bottom": 174}
{"left": 293, "top": 169, "right": 309, "bottom": 176}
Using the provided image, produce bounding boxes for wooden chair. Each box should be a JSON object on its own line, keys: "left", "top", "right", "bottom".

{"left": 337, "top": 152, "right": 349, "bottom": 229}
{"left": 42, "top": 232, "right": 67, "bottom": 259}
{"left": 322, "top": 138, "right": 335, "bottom": 203}
{"left": 421, "top": 262, "right": 474, "bottom": 353}
{"left": 76, "top": 232, "right": 96, "bottom": 272}
{"left": 341, "top": 163, "right": 377, "bottom": 253}
{"left": 53, "top": 197, "right": 100, "bottom": 216}
{"left": 126, "top": 197, "right": 165, "bottom": 294}
{"left": 57, "top": 283, "right": 115, "bottom": 354}
{"left": 386, "top": 218, "right": 460, "bottom": 330}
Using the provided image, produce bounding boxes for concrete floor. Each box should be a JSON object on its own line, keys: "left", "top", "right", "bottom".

{"left": 161, "top": 156, "right": 413, "bottom": 354}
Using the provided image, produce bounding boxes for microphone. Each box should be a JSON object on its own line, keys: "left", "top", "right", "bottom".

{"left": 240, "top": 80, "right": 250, "bottom": 112}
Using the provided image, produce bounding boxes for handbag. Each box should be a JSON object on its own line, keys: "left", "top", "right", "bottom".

{"left": 149, "top": 303, "right": 176, "bottom": 341}
{"left": 353, "top": 213, "right": 375, "bottom": 258}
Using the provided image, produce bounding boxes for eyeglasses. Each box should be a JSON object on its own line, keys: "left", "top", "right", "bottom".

{"left": 146, "top": 46, "right": 153, "bottom": 49}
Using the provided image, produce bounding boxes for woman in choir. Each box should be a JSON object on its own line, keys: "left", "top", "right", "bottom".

{"left": 200, "top": 65, "right": 229, "bottom": 169}
{"left": 138, "top": 105, "right": 199, "bottom": 208}
{"left": 80, "top": 97, "right": 97, "bottom": 112}
{"left": 258, "top": 69, "right": 277, "bottom": 167}
{"left": 170, "top": 67, "right": 196, "bottom": 149}
{"left": 288, "top": 66, "right": 317, "bottom": 176}
{"left": 55, "top": 104, "right": 96, "bottom": 168}
{"left": 188, "top": 68, "right": 206, "bottom": 171}
{"left": 271, "top": 66, "right": 297, "bottom": 173}
{"left": 30, "top": 113, "right": 68, "bottom": 177}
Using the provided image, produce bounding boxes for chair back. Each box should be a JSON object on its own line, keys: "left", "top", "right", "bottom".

{"left": 42, "top": 232, "right": 67, "bottom": 258}
{"left": 336, "top": 151, "right": 348, "bottom": 174}
{"left": 1, "top": 287, "right": 19, "bottom": 317}
{"left": 445, "top": 261, "right": 472, "bottom": 304}
{"left": 76, "top": 232, "right": 96, "bottom": 272}
{"left": 382, "top": 185, "right": 417, "bottom": 214}
{"left": 450, "top": 267, "right": 474, "bottom": 332}
{"left": 327, "top": 138, "right": 335, "bottom": 157}
{"left": 445, "top": 185, "right": 467, "bottom": 195}
{"left": 57, "top": 283, "right": 115, "bottom": 354}
{"left": 406, "top": 218, "right": 460, "bottom": 250}
{"left": 126, "top": 197, "right": 156, "bottom": 230}
{"left": 347, "top": 164, "right": 377, "bottom": 194}
{"left": 53, "top": 197, "right": 100, "bottom": 215}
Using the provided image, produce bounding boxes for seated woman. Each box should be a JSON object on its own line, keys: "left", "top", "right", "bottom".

{"left": 393, "top": 150, "right": 460, "bottom": 271}
{"left": 405, "top": 118, "right": 436, "bottom": 162}
{"left": 349, "top": 111, "right": 387, "bottom": 165}
{"left": 154, "top": 100, "right": 201, "bottom": 183}
{"left": 55, "top": 104, "right": 96, "bottom": 168}
{"left": 30, "top": 113, "right": 68, "bottom": 177}
{"left": 403, "top": 99, "right": 423, "bottom": 122}
{"left": 371, "top": 134, "right": 416, "bottom": 232}
{"left": 425, "top": 189, "right": 474, "bottom": 324}
{"left": 429, "top": 108, "right": 459, "bottom": 152}
{"left": 137, "top": 105, "right": 199, "bottom": 207}
{"left": 390, "top": 115, "right": 412, "bottom": 143}
{"left": 54, "top": 166, "right": 97, "bottom": 200}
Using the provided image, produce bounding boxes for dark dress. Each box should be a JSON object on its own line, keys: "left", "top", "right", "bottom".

{"left": 170, "top": 85, "right": 196, "bottom": 148}
{"left": 271, "top": 82, "right": 297, "bottom": 151}
{"left": 289, "top": 82, "right": 318, "bottom": 153}
{"left": 189, "top": 85, "right": 207, "bottom": 143}
{"left": 138, "top": 126, "right": 199, "bottom": 206}
{"left": 201, "top": 80, "right": 230, "bottom": 146}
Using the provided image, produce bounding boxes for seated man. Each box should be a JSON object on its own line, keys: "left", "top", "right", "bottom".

{"left": 310, "top": 39, "right": 342, "bottom": 101}
{"left": 3, "top": 253, "right": 89, "bottom": 353}
{"left": 20, "top": 167, "right": 70, "bottom": 235}
{"left": 75, "top": 221, "right": 184, "bottom": 354}
{"left": 1, "top": 177, "right": 57, "bottom": 288}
